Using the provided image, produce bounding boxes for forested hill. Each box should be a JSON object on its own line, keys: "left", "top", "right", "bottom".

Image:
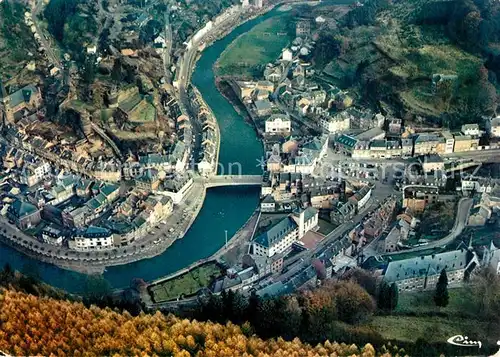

{"left": 315, "top": 0, "right": 500, "bottom": 127}
{"left": 0, "top": 288, "right": 394, "bottom": 357}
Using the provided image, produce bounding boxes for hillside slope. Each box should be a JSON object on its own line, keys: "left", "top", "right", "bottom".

{"left": 317, "top": 0, "right": 500, "bottom": 127}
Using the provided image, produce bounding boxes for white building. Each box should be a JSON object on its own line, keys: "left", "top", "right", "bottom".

{"left": 253, "top": 0, "right": 263, "bottom": 8}
{"left": 461, "top": 123, "right": 481, "bottom": 137}
{"left": 154, "top": 35, "right": 166, "bottom": 48}
{"left": 349, "top": 186, "right": 371, "bottom": 210}
{"left": 461, "top": 177, "right": 493, "bottom": 193}
{"left": 197, "top": 159, "right": 213, "bottom": 177}
{"left": 192, "top": 21, "right": 213, "bottom": 44}
{"left": 282, "top": 48, "right": 293, "bottom": 62}
{"left": 68, "top": 226, "right": 114, "bottom": 251}
{"left": 487, "top": 116, "right": 500, "bottom": 138}
{"left": 442, "top": 131, "right": 455, "bottom": 154}
{"left": 315, "top": 16, "right": 326, "bottom": 24}
{"left": 265, "top": 114, "right": 291, "bottom": 134}
{"left": 32, "top": 160, "right": 52, "bottom": 183}
{"left": 41, "top": 225, "right": 64, "bottom": 246}
{"left": 159, "top": 175, "right": 194, "bottom": 204}
{"left": 252, "top": 207, "right": 318, "bottom": 258}
{"left": 322, "top": 115, "right": 350, "bottom": 134}
{"left": 87, "top": 45, "right": 97, "bottom": 54}
{"left": 261, "top": 195, "right": 276, "bottom": 212}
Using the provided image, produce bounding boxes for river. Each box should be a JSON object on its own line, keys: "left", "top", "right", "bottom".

{"left": 0, "top": 7, "right": 278, "bottom": 293}
{"left": 0, "top": 1, "right": 350, "bottom": 293}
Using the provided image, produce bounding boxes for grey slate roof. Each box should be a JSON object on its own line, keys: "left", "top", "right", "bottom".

{"left": 303, "top": 206, "right": 317, "bottom": 221}
{"left": 8, "top": 199, "right": 38, "bottom": 218}
{"left": 254, "top": 216, "right": 298, "bottom": 248}
{"left": 384, "top": 249, "right": 468, "bottom": 283}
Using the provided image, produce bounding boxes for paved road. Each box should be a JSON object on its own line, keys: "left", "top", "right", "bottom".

{"left": 444, "top": 149, "right": 500, "bottom": 161}
{"left": 0, "top": 180, "right": 207, "bottom": 272}
{"left": 32, "top": 0, "right": 61, "bottom": 66}
{"left": 162, "top": 10, "right": 173, "bottom": 81}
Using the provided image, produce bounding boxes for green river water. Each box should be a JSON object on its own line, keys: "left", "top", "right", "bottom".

{"left": 0, "top": 1, "right": 351, "bottom": 292}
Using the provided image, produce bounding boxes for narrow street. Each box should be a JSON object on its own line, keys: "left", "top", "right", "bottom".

{"left": 31, "top": 0, "right": 61, "bottom": 66}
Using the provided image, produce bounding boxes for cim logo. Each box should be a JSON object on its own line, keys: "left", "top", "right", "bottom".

{"left": 446, "top": 335, "right": 500, "bottom": 356}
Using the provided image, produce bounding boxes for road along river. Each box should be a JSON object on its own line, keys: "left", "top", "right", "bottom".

{"left": 0, "top": 7, "right": 278, "bottom": 293}
{"left": 0, "top": 1, "right": 351, "bottom": 292}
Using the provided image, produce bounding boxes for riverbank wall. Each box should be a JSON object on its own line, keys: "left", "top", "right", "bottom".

{"left": 0, "top": 231, "right": 177, "bottom": 275}
{"left": 142, "top": 207, "right": 261, "bottom": 308}
{"left": 0, "top": 1, "right": 279, "bottom": 283}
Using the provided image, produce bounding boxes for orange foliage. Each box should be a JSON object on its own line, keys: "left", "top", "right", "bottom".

{"left": 0, "top": 289, "right": 392, "bottom": 356}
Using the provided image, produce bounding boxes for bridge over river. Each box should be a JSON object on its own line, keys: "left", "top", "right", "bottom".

{"left": 196, "top": 175, "right": 263, "bottom": 188}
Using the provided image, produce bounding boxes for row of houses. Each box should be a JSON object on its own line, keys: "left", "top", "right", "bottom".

{"left": 329, "top": 186, "right": 372, "bottom": 225}
{"left": 336, "top": 129, "right": 481, "bottom": 160}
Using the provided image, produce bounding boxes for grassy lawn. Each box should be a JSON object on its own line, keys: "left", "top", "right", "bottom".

{"left": 150, "top": 263, "right": 222, "bottom": 303}
{"left": 215, "top": 14, "right": 293, "bottom": 78}
{"left": 367, "top": 288, "right": 490, "bottom": 343}
{"left": 368, "top": 315, "right": 487, "bottom": 343}
{"left": 395, "top": 288, "right": 473, "bottom": 317}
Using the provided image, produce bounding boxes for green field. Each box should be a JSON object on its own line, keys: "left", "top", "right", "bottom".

{"left": 215, "top": 14, "right": 293, "bottom": 78}
{"left": 367, "top": 289, "right": 492, "bottom": 344}
{"left": 149, "top": 262, "right": 222, "bottom": 303}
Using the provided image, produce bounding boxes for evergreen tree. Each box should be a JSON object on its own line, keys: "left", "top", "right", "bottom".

{"left": 378, "top": 282, "right": 388, "bottom": 310}
{"left": 388, "top": 283, "right": 399, "bottom": 310}
{"left": 434, "top": 269, "right": 450, "bottom": 307}
{"left": 378, "top": 282, "right": 398, "bottom": 311}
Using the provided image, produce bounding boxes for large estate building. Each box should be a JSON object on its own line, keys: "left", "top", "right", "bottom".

{"left": 383, "top": 249, "right": 478, "bottom": 292}
{"left": 252, "top": 207, "right": 318, "bottom": 258}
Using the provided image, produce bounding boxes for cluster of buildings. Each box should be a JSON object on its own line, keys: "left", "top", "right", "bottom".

{"left": 261, "top": 135, "right": 329, "bottom": 177}
{"left": 345, "top": 196, "right": 398, "bottom": 250}
{"left": 0, "top": 160, "right": 121, "bottom": 249}
{"left": 329, "top": 185, "right": 373, "bottom": 225}
{"left": 322, "top": 107, "right": 383, "bottom": 134}
{"left": 464, "top": 179, "right": 500, "bottom": 227}
{"left": 0, "top": 151, "right": 191, "bottom": 251}
{"left": 380, "top": 212, "right": 420, "bottom": 253}
{"left": 261, "top": 174, "right": 346, "bottom": 210}
{"left": 0, "top": 119, "right": 195, "bottom": 252}
{"left": 232, "top": 18, "right": 335, "bottom": 138}
{"left": 335, "top": 123, "right": 484, "bottom": 160}
{"left": 191, "top": 89, "right": 219, "bottom": 177}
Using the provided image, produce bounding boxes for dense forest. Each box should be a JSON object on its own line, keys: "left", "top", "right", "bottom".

{"left": 0, "top": 288, "right": 396, "bottom": 356}
{"left": 43, "top": 0, "right": 98, "bottom": 59}
{"left": 3, "top": 264, "right": 500, "bottom": 355}
{"left": 194, "top": 272, "right": 383, "bottom": 346}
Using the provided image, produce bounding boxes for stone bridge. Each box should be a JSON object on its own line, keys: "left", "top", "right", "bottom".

{"left": 202, "top": 175, "right": 262, "bottom": 188}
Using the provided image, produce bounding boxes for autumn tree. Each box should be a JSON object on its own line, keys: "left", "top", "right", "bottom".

{"left": 0, "top": 288, "right": 393, "bottom": 356}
